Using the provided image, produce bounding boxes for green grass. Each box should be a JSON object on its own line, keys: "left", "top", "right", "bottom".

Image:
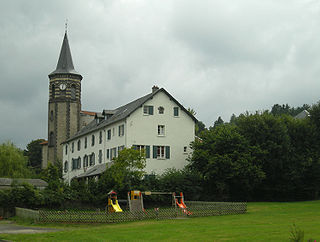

{"left": 1, "top": 201, "right": 320, "bottom": 241}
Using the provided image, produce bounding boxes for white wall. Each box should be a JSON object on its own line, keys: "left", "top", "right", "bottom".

{"left": 126, "top": 91, "right": 195, "bottom": 174}
{"left": 62, "top": 120, "right": 126, "bottom": 183}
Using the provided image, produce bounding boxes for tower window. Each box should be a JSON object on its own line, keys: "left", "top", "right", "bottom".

{"left": 71, "top": 85, "right": 76, "bottom": 99}
{"left": 49, "top": 132, "right": 54, "bottom": 146}
{"left": 50, "top": 111, "right": 54, "bottom": 121}
{"left": 51, "top": 84, "right": 55, "bottom": 99}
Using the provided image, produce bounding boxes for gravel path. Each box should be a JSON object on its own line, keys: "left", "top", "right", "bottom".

{"left": 0, "top": 221, "right": 59, "bottom": 234}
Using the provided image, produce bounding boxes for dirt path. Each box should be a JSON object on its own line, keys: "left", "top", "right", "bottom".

{"left": 0, "top": 220, "right": 59, "bottom": 234}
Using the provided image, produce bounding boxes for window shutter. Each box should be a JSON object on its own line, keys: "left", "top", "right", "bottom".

{"left": 149, "top": 106, "right": 154, "bottom": 115}
{"left": 146, "top": 145, "right": 150, "bottom": 158}
{"left": 166, "top": 146, "right": 170, "bottom": 159}
{"left": 153, "top": 146, "right": 157, "bottom": 159}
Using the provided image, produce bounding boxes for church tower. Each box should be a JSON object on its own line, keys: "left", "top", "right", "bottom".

{"left": 46, "top": 31, "right": 82, "bottom": 164}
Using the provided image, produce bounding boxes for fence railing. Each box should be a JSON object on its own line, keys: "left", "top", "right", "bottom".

{"left": 15, "top": 201, "right": 247, "bottom": 223}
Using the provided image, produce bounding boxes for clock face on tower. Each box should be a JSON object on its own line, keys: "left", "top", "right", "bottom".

{"left": 59, "top": 83, "right": 66, "bottom": 90}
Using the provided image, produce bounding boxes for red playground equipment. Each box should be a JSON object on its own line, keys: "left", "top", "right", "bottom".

{"left": 173, "top": 192, "right": 192, "bottom": 215}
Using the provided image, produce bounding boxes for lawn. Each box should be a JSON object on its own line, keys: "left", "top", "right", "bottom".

{"left": 1, "top": 201, "right": 320, "bottom": 241}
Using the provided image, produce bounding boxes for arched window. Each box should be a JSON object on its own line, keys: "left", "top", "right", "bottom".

{"left": 77, "top": 140, "right": 81, "bottom": 151}
{"left": 91, "top": 135, "right": 95, "bottom": 146}
{"left": 71, "top": 85, "right": 76, "bottom": 99}
{"left": 64, "top": 161, "right": 68, "bottom": 173}
{"left": 49, "top": 132, "right": 54, "bottom": 146}
{"left": 90, "top": 152, "right": 95, "bottom": 166}
{"left": 51, "top": 84, "right": 55, "bottom": 99}
{"left": 83, "top": 155, "right": 88, "bottom": 167}
{"left": 99, "top": 150, "right": 102, "bottom": 163}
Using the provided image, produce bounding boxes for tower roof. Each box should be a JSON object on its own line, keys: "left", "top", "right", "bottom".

{"left": 49, "top": 32, "right": 82, "bottom": 78}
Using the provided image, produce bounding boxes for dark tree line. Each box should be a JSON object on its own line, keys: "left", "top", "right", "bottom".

{"left": 189, "top": 102, "right": 320, "bottom": 201}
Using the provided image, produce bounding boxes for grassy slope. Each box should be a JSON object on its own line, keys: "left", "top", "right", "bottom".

{"left": 1, "top": 201, "right": 320, "bottom": 241}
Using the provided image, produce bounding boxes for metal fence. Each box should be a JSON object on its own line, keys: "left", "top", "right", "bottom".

{"left": 16, "top": 201, "right": 247, "bottom": 223}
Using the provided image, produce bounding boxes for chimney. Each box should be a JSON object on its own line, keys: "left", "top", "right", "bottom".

{"left": 152, "top": 85, "right": 159, "bottom": 93}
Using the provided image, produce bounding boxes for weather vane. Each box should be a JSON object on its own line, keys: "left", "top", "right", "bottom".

{"left": 65, "top": 19, "right": 68, "bottom": 33}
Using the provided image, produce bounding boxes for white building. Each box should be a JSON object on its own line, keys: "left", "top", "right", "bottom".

{"left": 62, "top": 86, "right": 197, "bottom": 183}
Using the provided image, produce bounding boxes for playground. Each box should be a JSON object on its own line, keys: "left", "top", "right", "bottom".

{"left": 15, "top": 190, "right": 246, "bottom": 223}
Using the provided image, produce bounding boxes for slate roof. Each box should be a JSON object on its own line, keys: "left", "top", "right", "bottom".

{"left": 63, "top": 88, "right": 197, "bottom": 143}
{"left": 76, "top": 163, "right": 112, "bottom": 178}
{"left": 49, "top": 32, "right": 82, "bottom": 78}
{"left": 0, "top": 178, "right": 48, "bottom": 188}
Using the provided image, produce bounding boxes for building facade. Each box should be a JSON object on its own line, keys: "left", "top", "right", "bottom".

{"left": 42, "top": 32, "right": 196, "bottom": 183}
{"left": 62, "top": 87, "right": 196, "bottom": 184}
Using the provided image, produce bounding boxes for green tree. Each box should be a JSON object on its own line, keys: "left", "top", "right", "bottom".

{"left": 24, "top": 139, "right": 45, "bottom": 173}
{"left": 190, "top": 124, "right": 265, "bottom": 201}
{"left": 99, "top": 148, "right": 146, "bottom": 197}
{"left": 0, "top": 141, "right": 32, "bottom": 178}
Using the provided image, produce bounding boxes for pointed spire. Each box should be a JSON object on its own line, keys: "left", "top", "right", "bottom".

{"left": 49, "top": 32, "right": 82, "bottom": 78}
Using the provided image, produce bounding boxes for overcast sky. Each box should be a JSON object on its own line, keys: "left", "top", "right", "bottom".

{"left": 1, "top": 0, "right": 320, "bottom": 149}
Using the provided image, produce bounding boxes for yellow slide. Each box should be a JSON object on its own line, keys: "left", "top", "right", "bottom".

{"left": 111, "top": 200, "right": 123, "bottom": 212}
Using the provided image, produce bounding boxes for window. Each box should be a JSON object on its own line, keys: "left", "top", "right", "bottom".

{"left": 49, "top": 132, "right": 54, "bottom": 146}
{"left": 65, "top": 145, "right": 68, "bottom": 155}
{"left": 112, "top": 128, "right": 115, "bottom": 136}
{"left": 99, "top": 131, "right": 102, "bottom": 144}
{"left": 77, "top": 140, "right": 81, "bottom": 151}
{"left": 118, "top": 145, "right": 125, "bottom": 153}
{"left": 64, "top": 161, "right": 68, "bottom": 173}
{"left": 72, "top": 157, "right": 81, "bottom": 170}
{"left": 110, "top": 148, "right": 117, "bottom": 160}
{"left": 106, "top": 149, "right": 110, "bottom": 159}
{"left": 157, "top": 146, "right": 165, "bottom": 159}
{"left": 85, "top": 137, "right": 87, "bottom": 149}
{"left": 158, "top": 106, "right": 164, "bottom": 114}
{"left": 72, "top": 142, "right": 74, "bottom": 153}
{"left": 143, "top": 105, "right": 154, "bottom": 115}
{"left": 107, "top": 129, "right": 111, "bottom": 140}
{"left": 83, "top": 155, "right": 88, "bottom": 167}
{"left": 91, "top": 135, "right": 95, "bottom": 146}
{"left": 71, "top": 85, "right": 76, "bottom": 99}
{"left": 90, "top": 153, "right": 95, "bottom": 166}
{"left": 50, "top": 110, "right": 54, "bottom": 121}
{"left": 158, "top": 125, "right": 165, "bottom": 136}
{"left": 119, "top": 125, "right": 124, "bottom": 136}
{"left": 99, "top": 150, "right": 102, "bottom": 163}
{"left": 153, "top": 146, "right": 170, "bottom": 159}
{"left": 51, "top": 84, "right": 55, "bottom": 99}
{"left": 174, "top": 107, "right": 179, "bottom": 117}
{"left": 184, "top": 146, "right": 187, "bottom": 153}
{"left": 133, "top": 145, "right": 150, "bottom": 158}
{"left": 77, "top": 157, "right": 81, "bottom": 169}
